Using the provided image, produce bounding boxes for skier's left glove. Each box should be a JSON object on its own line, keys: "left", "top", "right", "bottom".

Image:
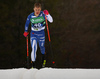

{"left": 23, "top": 32, "right": 29, "bottom": 37}
{"left": 43, "top": 10, "right": 49, "bottom": 15}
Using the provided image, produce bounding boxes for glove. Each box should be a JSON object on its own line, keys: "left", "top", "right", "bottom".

{"left": 23, "top": 32, "right": 29, "bottom": 37}
{"left": 43, "top": 10, "right": 49, "bottom": 15}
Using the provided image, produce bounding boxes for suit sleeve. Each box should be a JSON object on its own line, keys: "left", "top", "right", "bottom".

{"left": 25, "top": 14, "right": 31, "bottom": 32}
{"left": 46, "top": 14, "right": 53, "bottom": 23}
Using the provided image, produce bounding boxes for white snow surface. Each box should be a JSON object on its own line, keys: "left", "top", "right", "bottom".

{"left": 0, "top": 68, "right": 100, "bottom": 79}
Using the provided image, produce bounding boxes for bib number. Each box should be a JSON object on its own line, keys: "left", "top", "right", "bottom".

{"left": 34, "top": 23, "right": 41, "bottom": 28}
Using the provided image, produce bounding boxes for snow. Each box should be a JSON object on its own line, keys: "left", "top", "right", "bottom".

{"left": 0, "top": 68, "right": 100, "bottom": 79}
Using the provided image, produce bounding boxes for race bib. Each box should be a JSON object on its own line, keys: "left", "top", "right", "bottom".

{"left": 30, "top": 16, "right": 45, "bottom": 24}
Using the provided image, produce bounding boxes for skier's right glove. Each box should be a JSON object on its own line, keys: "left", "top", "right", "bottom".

{"left": 23, "top": 32, "right": 29, "bottom": 37}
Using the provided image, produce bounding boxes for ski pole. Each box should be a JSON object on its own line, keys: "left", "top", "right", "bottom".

{"left": 45, "top": 16, "right": 55, "bottom": 65}
{"left": 26, "top": 36, "right": 29, "bottom": 69}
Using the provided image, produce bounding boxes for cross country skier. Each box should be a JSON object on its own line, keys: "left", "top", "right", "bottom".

{"left": 23, "top": 3, "right": 53, "bottom": 68}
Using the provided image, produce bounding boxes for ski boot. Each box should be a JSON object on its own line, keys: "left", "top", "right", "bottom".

{"left": 31, "top": 61, "right": 36, "bottom": 69}
{"left": 42, "top": 54, "right": 46, "bottom": 68}
{"left": 42, "top": 60, "right": 46, "bottom": 67}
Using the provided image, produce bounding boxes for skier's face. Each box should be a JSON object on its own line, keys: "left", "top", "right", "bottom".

{"left": 34, "top": 7, "right": 41, "bottom": 16}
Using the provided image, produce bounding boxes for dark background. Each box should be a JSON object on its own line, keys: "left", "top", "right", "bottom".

{"left": 0, "top": 0, "right": 100, "bottom": 69}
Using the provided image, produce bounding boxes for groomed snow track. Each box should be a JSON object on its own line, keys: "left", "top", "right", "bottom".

{"left": 0, "top": 68, "right": 100, "bottom": 79}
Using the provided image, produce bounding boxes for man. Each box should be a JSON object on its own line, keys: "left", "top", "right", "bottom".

{"left": 23, "top": 3, "right": 53, "bottom": 68}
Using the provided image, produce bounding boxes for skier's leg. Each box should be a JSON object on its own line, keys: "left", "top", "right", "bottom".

{"left": 30, "top": 37, "right": 37, "bottom": 67}
{"left": 38, "top": 36, "right": 45, "bottom": 54}
{"left": 38, "top": 36, "right": 46, "bottom": 67}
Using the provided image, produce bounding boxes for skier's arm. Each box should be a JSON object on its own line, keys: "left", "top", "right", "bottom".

{"left": 46, "top": 14, "right": 53, "bottom": 23}
{"left": 25, "top": 15, "right": 31, "bottom": 32}
{"left": 43, "top": 10, "right": 53, "bottom": 23}
{"left": 23, "top": 14, "right": 31, "bottom": 37}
